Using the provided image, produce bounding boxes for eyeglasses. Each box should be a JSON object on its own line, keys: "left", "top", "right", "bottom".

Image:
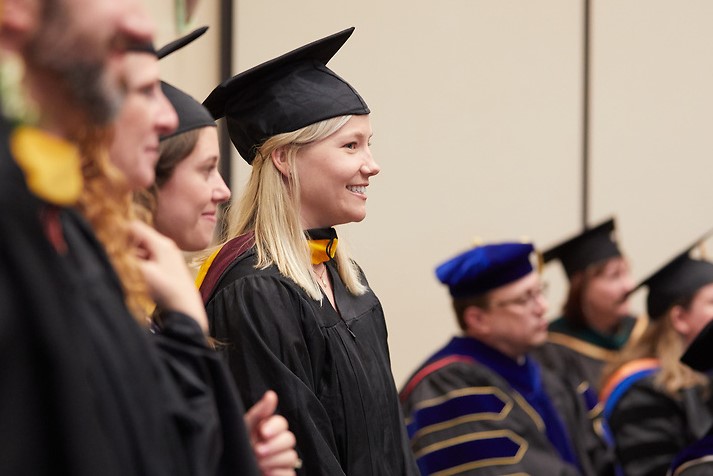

{"left": 491, "top": 282, "right": 548, "bottom": 310}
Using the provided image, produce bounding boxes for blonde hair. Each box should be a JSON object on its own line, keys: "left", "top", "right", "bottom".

{"left": 602, "top": 309, "right": 709, "bottom": 397}
{"left": 77, "top": 126, "right": 153, "bottom": 324}
{"left": 222, "top": 115, "right": 367, "bottom": 300}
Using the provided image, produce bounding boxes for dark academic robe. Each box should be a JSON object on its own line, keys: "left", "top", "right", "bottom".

{"left": 669, "top": 432, "right": 713, "bottom": 476}
{"left": 400, "top": 336, "right": 615, "bottom": 476}
{"left": 601, "top": 362, "right": 713, "bottom": 476}
{"left": 0, "top": 117, "right": 259, "bottom": 476}
{"left": 203, "top": 242, "right": 418, "bottom": 475}
{"left": 534, "top": 315, "right": 646, "bottom": 393}
{"left": 0, "top": 117, "right": 109, "bottom": 476}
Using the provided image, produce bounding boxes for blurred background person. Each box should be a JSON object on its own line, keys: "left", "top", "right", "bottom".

{"left": 401, "top": 241, "right": 615, "bottom": 475}
{"left": 534, "top": 218, "right": 641, "bottom": 395}
{"left": 600, "top": 235, "right": 713, "bottom": 476}
{"left": 668, "top": 317, "right": 713, "bottom": 476}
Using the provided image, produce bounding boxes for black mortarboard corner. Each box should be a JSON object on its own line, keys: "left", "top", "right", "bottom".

{"left": 542, "top": 218, "right": 622, "bottom": 279}
{"left": 160, "top": 82, "right": 215, "bottom": 140}
{"left": 126, "top": 26, "right": 208, "bottom": 58}
{"left": 682, "top": 319, "right": 713, "bottom": 371}
{"left": 156, "top": 26, "right": 208, "bottom": 59}
{"left": 154, "top": 27, "right": 213, "bottom": 140}
{"left": 203, "top": 27, "right": 370, "bottom": 164}
{"left": 631, "top": 229, "right": 713, "bottom": 321}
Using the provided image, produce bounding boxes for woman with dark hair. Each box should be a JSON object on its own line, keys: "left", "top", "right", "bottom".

{"left": 534, "top": 218, "right": 642, "bottom": 395}
{"left": 135, "top": 79, "right": 300, "bottom": 476}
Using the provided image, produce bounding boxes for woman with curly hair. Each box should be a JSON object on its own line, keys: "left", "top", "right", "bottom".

{"left": 75, "top": 38, "right": 271, "bottom": 475}
{"left": 88, "top": 26, "right": 302, "bottom": 474}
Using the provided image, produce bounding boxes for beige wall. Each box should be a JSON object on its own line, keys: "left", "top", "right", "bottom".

{"left": 146, "top": 0, "right": 713, "bottom": 386}
{"left": 144, "top": 1, "right": 221, "bottom": 100}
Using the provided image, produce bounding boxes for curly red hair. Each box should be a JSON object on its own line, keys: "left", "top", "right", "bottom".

{"left": 76, "top": 126, "right": 153, "bottom": 324}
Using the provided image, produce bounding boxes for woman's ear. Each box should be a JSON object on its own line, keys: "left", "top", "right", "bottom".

{"left": 270, "top": 147, "right": 291, "bottom": 177}
{"left": 669, "top": 305, "right": 690, "bottom": 336}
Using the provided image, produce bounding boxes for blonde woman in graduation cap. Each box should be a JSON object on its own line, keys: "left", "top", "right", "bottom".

{"left": 600, "top": 235, "right": 713, "bottom": 476}
{"left": 197, "top": 28, "right": 418, "bottom": 475}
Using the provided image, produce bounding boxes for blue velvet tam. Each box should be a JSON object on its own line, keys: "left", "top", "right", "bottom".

{"left": 436, "top": 243, "right": 535, "bottom": 299}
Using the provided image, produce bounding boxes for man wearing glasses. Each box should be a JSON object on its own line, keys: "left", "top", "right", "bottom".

{"left": 400, "top": 242, "right": 615, "bottom": 476}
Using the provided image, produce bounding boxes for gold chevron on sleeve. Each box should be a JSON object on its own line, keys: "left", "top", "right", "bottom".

{"left": 547, "top": 332, "right": 618, "bottom": 361}
{"left": 415, "top": 429, "right": 528, "bottom": 476}
{"left": 410, "top": 387, "right": 512, "bottom": 440}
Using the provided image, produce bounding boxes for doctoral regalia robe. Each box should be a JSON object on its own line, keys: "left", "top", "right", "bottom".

{"left": 534, "top": 315, "right": 646, "bottom": 394}
{"left": 400, "top": 336, "right": 615, "bottom": 476}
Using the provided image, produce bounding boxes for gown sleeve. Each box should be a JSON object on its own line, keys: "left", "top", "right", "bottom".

{"left": 152, "top": 310, "right": 260, "bottom": 476}
{"left": 208, "top": 273, "right": 346, "bottom": 475}
{"left": 402, "top": 360, "right": 580, "bottom": 476}
{"left": 669, "top": 431, "right": 713, "bottom": 476}
{"left": 541, "top": 368, "right": 617, "bottom": 476}
{"left": 608, "top": 379, "right": 690, "bottom": 476}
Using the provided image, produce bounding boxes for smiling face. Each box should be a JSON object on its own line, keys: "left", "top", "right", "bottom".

{"left": 109, "top": 53, "right": 178, "bottom": 190}
{"left": 293, "top": 114, "right": 379, "bottom": 229}
{"left": 154, "top": 127, "right": 231, "bottom": 251}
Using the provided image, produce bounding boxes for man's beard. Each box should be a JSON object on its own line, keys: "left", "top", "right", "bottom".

{"left": 57, "top": 60, "right": 123, "bottom": 125}
{"left": 24, "top": 1, "right": 124, "bottom": 125}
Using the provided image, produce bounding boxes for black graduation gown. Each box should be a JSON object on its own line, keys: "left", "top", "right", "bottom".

{"left": 0, "top": 116, "right": 259, "bottom": 476}
{"left": 533, "top": 315, "right": 645, "bottom": 394}
{"left": 606, "top": 373, "right": 713, "bottom": 476}
{"left": 0, "top": 117, "right": 113, "bottom": 476}
{"left": 206, "top": 246, "right": 418, "bottom": 475}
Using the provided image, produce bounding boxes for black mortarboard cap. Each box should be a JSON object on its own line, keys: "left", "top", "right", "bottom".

{"left": 160, "top": 82, "right": 215, "bottom": 140}
{"left": 202, "top": 27, "right": 370, "bottom": 164}
{"left": 542, "top": 218, "right": 622, "bottom": 278}
{"left": 631, "top": 229, "right": 713, "bottom": 320}
{"left": 153, "top": 27, "right": 212, "bottom": 139}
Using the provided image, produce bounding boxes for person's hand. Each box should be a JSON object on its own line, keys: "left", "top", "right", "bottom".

{"left": 245, "top": 390, "right": 299, "bottom": 475}
{"left": 128, "top": 220, "right": 208, "bottom": 332}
